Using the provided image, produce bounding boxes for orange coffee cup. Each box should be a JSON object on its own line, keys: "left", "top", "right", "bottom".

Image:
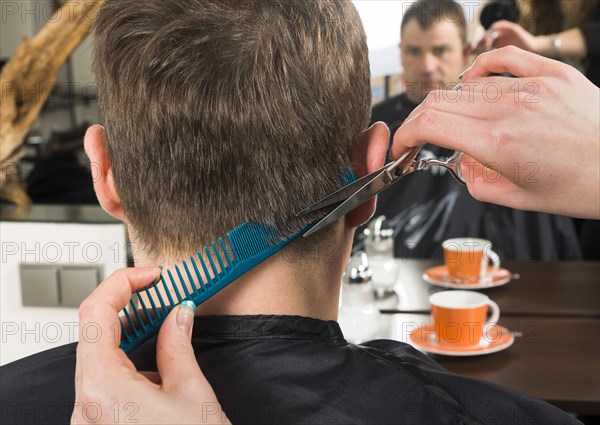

{"left": 429, "top": 290, "right": 500, "bottom": 347}
{"left": 442, "top": 238, "right": 500, "bottom": 283}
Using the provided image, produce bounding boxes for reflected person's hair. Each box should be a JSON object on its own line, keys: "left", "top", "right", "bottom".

{"left": 518, "top": 0, "right": 599, "bottom": 35}
{"left": 92, "top": 0, "right": 371, "bottom": 261}
{"left": 401, "top": 0, "right": 467, "bottom": 45}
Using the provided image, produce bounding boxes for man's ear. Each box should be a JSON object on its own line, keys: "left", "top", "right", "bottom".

{"left": 346, "top": 121, "right": 390, "bottom": 229}
{"left": 84, "top": 125, "right": 127, "bottom": 222}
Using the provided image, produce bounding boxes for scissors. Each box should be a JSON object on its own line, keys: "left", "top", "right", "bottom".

{"left": 297, "top": 83, "right": 466, "bottom": 238}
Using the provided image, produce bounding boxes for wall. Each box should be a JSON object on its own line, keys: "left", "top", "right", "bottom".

{"left": 0, "top": 221, "right": 127, "bottom": 365}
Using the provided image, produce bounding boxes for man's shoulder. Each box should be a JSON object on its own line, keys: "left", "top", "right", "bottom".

{"left": 199, "top": 334, "right": 580, "bottom": 424}
{"left": 352, "top": 339, "right": 581, "bottom": 424}
{"left": 1, "top": 342, "right": 78, "bottom": 375}
{"left": 1, "top": 343, "right": 78, "bottom": 425}
{"left": 0, "top": 338, "right": 158, "bottom": 425}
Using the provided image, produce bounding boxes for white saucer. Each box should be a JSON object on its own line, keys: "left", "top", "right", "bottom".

{"left": 423, "top": 265, "right": 514, "bottom": 289}
{"left": 409, "top": 323, "right": 514, "bottom": 356}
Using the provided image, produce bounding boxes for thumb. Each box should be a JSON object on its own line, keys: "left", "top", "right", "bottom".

{"left": 155, "top": 301, "right": 207, "bottom": 393}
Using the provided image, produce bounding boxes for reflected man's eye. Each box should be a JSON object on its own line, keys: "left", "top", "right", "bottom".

{"left": 407, "top": 47, "right": 421, "bottom": 57}
{"left": 433, "top": 46, "right": 448, "bottom": 57}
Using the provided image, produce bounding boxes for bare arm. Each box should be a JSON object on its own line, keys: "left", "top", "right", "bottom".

{"left": 534, "top": 27, "right": 587, "bottom": 59}
{"left": 471, "top": 20, "right": 592, "bottom": 60}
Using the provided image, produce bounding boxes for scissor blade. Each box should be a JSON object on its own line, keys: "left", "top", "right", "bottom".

{"left": 297, "top": 146, "right": 422, "bottom": 217}
{"left": 296, "top": 167, "right": 389, "bottom": 217}
{"left": 302, "top": 168, "right": 396, "bottom": 237}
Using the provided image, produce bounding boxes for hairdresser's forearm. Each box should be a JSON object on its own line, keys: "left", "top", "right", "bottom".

{"left": 536, "top": 28, "right": 587, "bottom": 59}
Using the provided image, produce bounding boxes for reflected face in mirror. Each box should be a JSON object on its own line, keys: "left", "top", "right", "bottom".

{"left": 400, "top": 19, "right": 466, "bottom": 105}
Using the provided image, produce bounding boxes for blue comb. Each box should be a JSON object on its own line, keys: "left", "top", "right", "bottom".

{"left": 119, "top": 170, "right": 356, "bottom": 353}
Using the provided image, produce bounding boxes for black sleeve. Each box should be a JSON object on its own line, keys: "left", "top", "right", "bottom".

{"left": 0, "top": 338, "right": 158, "bottom": 425}
{"left": 0, "top": 344, "right": 77, "bottom": 425}
{"left": 580, "top": 22, "right": 600, "bottom": 57}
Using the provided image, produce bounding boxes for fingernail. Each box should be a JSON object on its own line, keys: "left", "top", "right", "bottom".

{"left": 459, "top": 66, "right": 472, "bottom": 80}
{"left": 153, "top": 266, "right": 163, "bottom": 282}
{"left": 177, "top": 300, "right": 196, "bottom": 335}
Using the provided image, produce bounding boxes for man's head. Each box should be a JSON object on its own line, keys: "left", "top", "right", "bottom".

{"left": 400, "top": 0, "right": 468, "bottom": 104}
{"left": 87, "top": 0, "right": 384, "bottom": 264}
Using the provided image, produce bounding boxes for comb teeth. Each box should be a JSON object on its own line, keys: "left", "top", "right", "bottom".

{"left": 130, "top": 299, "right": 146, "bottom": 332}
{"left": 205, "top": 246, "right": 219, "bottom": 279}
{"left": 212, "top": 242, "right": 226, "bottom": 273}
{"left": 136, "top": 293, "right": 152, "bottom": 325}
{"left": 219, "top": 237, "right": 233, "bottom": 266}
{"left": 197, "top": 251, "right": 213, "bottom": 286}
{"left": 150, "top": 281, "right": 167, "bottom": 315}
{"left": 228, "top": 222, "right": 277, "bottom": 259}
{"left": 175, "top": 265, "right": 192, "bottom": 298}
{"left": 143, "top": 285, "right": 160, "bottom": 321}
{"left": 160, "top": 275, "right": 176, "bottom": 307}
{"left": 189, "top": 256, "right": 206, "bottom": 291}
{"left": 167, "top": 270, "right": 183, "bottom": 303}
{"left": 182, "top": 260, "right": 199, "bottom": 297}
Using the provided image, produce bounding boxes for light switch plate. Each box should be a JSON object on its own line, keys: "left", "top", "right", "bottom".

{"left": 20, "top": 265, "right": 60, "bottom": 307}
{"left": 19, "top": 264, "right": 103, "bottom": 308}
{"left": 59, "top": 267, "right": 102, "bottom": 308}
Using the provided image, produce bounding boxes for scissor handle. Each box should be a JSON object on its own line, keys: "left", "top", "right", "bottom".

{"left": 416, "top": 151, "right": 466, "bottom": 185}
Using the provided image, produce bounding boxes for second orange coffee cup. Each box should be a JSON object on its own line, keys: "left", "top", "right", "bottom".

{"left": 429, "top": 290, "right": 500, "bottom": 347}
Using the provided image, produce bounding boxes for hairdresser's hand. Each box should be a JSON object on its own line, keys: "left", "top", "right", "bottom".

{"left": 392, "top": 46, "right": 600, "bottom": 219}
{"left": 72, "top": 267, "right": 231, "bottom": 425}
{"left": 466, "top": 29, "right": 496, "bottom": 57}
{"left": 489, "top": 20, "right": 540, "bottom": 52}
{"left": 467, "top": 21, "right": 541, "bottom": 57}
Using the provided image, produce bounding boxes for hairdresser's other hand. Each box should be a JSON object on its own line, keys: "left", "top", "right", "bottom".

{"left": 392, "top": 46, "right": 600, "bottom": 219}
{"left": 488, "top": 20, "right": 540, "bottom": 52}
{"left": 466, "top": 29, "right": 496, "bottom": 57}
{"left": 72, "top": 267, "right": 230, "bottom": 425}
{"left": 467, "top": 21, "right": 540, "bottom": 58}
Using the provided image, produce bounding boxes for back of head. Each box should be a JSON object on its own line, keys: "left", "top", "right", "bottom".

{"left": 401, "top": 0, "right": 467, "bottom": 45}
{"left": 93, "top": 0, "right": 371, "bottom": 261}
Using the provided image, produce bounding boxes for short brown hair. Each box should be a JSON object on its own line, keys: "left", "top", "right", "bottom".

{"left": 401, "top": 0, "right": 467, "bottom": 45}
{"left": 93, "top": 0, "right": 371, "bottom": 261}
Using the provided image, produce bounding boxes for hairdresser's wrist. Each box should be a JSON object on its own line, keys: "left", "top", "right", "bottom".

{"left": 534, "top": 35, "right": 555, "bottom": 57}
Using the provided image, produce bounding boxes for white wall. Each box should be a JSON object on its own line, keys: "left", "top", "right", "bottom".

{"left": 0, "top": 0, "right": 63, "bottom": 58}
{"left": 0, "top": 222, "right": 127, "bottom": 365}
{"left": 0, "top": 1, "right": 38, "bottom": 58}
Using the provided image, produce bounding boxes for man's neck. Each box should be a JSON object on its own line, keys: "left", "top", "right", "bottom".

{"left": 194, "top": 251, "right": 346, "bottom": 320}
{"left": 133, "top": 226, "right": 353, "bottom": 321}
